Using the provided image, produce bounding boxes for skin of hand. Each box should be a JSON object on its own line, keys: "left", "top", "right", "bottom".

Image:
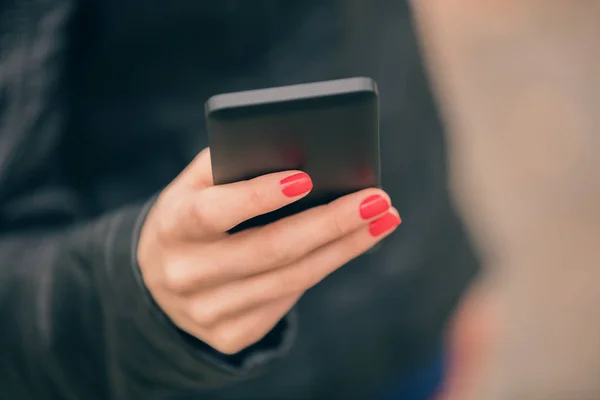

{"left": 412, "top": 1, "right": 600, "bottom": 399}
{"left": 136, "top": 148, "right": 400, "bottom": 355}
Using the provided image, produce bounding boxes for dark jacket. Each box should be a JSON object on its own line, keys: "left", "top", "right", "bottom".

{"left": 0, "top": 1, "right": 477, "bottom": 399}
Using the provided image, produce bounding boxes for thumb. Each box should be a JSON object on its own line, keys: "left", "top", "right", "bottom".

{"left": 177, "top": 147, "right": 214, "bottom": 188}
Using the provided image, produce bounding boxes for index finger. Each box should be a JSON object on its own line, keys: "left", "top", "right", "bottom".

{"left": 175, "top": 171, "right": 313, "bottom": 239}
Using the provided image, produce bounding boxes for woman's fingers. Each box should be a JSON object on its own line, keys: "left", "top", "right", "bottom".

{"left": 167, "top": 170, "right": 313, "bottom": 241}
{"left": 141, "top": 147, "right": 402, "bottom": 357}
{"left": 197, "top": 189, "right": 393, "bottom": 284}
{"left": 199, "top": 294, "right": 300, "bottom": 355}
{"left": 176, "top": 294, "right": 300, "bottom": 355}
{"left": 185, "top": 209, "right": 401, "bottom": 323}
{"left": 175, "top": 147, "right": 214, "bottom": 188}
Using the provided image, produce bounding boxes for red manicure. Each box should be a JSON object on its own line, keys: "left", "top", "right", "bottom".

{"left": 369, "top": 212, "right": 402, "bottom": 237}
{"left": 280, "top": 172, "right": 313, "bottom": 197}
{"left": 359, "top": 194, "right": 390, "bottom": 220}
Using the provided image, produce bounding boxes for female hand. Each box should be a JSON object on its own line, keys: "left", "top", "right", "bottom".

{"left": 137, "top": 148, "right": 401, "bottom": 354}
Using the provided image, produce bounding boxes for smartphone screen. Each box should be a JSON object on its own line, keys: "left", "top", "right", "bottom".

{"left": 206, "top": 77, "right": 380, "bottom": 232}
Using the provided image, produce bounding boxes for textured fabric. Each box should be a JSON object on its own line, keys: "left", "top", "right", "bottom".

{"left": 0, "top": 1, "right": 479, "bottom": 399}
{"left": 379, "top": 346, "right": 446, "bottom": 400}
{"left": 0, "top": 2, "right": 292, "bottom": 399}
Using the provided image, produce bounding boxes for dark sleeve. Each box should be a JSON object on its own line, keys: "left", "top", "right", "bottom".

{"left": 0, "top": 202, "right": 295, "bottom": 400}
{"left": 0, "top": 3, "right": 293, "bottom": 399}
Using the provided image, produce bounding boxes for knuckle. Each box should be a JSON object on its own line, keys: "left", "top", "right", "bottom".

{"left": 191, "top": 190, "right": 220, "bottom": 232}
{"left": 350, "top": 231, "right": 369, "bottom": 253}
{"left": 154, "top": 206, "right": 178, "bottom": 243}
{"left": 155, "top": 219, "right": 173, "bottom": 243}
{"left": 257, "top": 223, "right": 307, "bottom": 266}
{"left": 153, "top": 192, "right": 185, "bottom": 239}
{"left": 163, "top": 260, "right": 192, "bottom": 293}
{"left": 257, "top": 234, "right": 289, "bottom": 265}
{"left": 209, "top": 327, "right": 244, "bottom": 355}
{"left": 270, "top": 269, "right": 301, "bottom": 296}
{"left": 245, "top": 181, "right": 267, "bottom": 213}
{"left": 190, "top": 301, "right": 222, "bottom": 328}
{"left": 327, "top": 208, "right": 349, "bottom": 238}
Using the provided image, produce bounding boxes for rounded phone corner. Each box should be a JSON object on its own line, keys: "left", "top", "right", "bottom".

{"left": 205, "top": 95, "right": 223, "bottom": 117}
{"left": 354, "top": 77, "right": 379, "bottom": 96}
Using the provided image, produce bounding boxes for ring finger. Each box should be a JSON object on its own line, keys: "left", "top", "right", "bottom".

{"left": 188, "top": 209, "right": 401, "bottom": 323}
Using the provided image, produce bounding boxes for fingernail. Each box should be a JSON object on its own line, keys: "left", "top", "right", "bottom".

{"left": 280, "top": 172, "right": 313, "bottom": 197}
{"left": 369, "top": 212, "right": 401, "bottom": 237}
{"left": 359, "top": 194, "right": 390, "bottom": 220}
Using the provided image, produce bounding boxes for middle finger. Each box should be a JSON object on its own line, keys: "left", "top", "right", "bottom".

{"left": 212, "top": 188, "right": 392, "bottom": 282}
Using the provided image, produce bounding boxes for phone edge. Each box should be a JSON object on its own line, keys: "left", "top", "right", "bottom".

{"left": 205, "top": 77, "right": 378, "bottom": 116}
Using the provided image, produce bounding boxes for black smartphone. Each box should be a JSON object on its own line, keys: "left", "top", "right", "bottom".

{"left": 206, "top": 77, "right": 380, "bottom": 232}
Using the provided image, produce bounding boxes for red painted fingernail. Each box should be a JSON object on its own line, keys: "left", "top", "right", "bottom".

{"left": 369, "top": 212, "right": 401, "bottom": 237}
{"left": 280, "top": 172, "right": 313, "bottom": 197}
{"left": 359, "top": 194, "right": 390, "bottom": 220}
